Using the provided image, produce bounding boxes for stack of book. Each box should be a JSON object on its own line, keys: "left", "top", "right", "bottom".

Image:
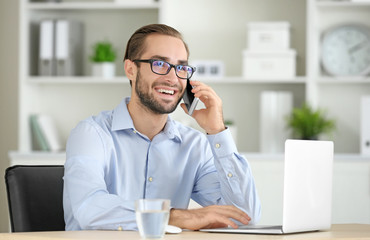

{"left": 30, "top": 114, "right": 63, "bottom": 152}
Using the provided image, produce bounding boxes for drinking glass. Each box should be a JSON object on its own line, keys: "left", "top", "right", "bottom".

{"left": 135, "top": 199, "right": 171, "bottom": 239}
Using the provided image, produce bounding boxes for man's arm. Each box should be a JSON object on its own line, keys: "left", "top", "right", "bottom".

{"left": 176, "top": 80, "right": 261, "bottom": 230}
{"left": 63, "top": 121, "right": 136, "bottom": 230}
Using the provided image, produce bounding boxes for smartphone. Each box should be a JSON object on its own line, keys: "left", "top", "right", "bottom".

{"left": 182, "top": 79, "right": 199, "bottom": 116}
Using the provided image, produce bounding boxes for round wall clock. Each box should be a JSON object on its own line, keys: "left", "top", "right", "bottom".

{"left": 321, "top": 24, "right": 370, "bottom": 76}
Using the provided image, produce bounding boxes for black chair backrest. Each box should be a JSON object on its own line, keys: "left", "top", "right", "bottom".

{"left": 5, "top": 165, "right": 65, "bottom": 232}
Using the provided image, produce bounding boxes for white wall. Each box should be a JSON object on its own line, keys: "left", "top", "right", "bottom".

{"left": 0, "top": 0, "right": 19, "bottom": 232}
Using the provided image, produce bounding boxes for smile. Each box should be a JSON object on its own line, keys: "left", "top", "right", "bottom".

{"left": 157, "top": 88, "right": 175, "bottom": 95}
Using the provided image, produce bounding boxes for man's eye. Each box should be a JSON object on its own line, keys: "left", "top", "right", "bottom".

{"left": 154, "top": 61, "right": 165, "bottom": 67}
{"left": 176, "top": 65, "right": 184, "bottom": 71}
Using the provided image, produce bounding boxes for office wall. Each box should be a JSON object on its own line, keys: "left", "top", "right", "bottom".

{"left": 0, "top": 0, "right": 19, "bottom": 232}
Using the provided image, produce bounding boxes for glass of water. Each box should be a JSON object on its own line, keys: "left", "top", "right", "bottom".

{"left": 135, "top": 199, "right": 171, "bottom": 239}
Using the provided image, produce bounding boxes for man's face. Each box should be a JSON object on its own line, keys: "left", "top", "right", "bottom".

{"left": 132, "top": 34, "right": 188, "bottom": 114}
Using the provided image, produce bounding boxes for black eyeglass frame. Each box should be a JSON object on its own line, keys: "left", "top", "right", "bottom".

{"left": 133, "top": 59, "right": 196, "bottom": 80}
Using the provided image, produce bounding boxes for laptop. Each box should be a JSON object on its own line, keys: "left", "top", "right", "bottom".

{"left": 200, "top": 139, "right": 334, "bottom": 234}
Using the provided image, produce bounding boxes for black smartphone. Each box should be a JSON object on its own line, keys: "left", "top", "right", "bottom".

{"left": 182, "top": 79, "right": 199, "bottom": 116}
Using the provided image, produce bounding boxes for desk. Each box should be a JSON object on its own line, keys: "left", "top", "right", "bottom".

{"left": 0, "top": 224, "right": 368, "bottom": 240}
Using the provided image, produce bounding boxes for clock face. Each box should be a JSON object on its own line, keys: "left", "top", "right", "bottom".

{"left": 321, "top": 24, "right": 370, "bottom": 76}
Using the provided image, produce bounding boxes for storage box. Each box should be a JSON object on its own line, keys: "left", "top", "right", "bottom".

{"left": 247, "top": 21, "right": 290, "bottom": 50}
{"left": 242, "top": 49, "right": 296, "bottom": 79}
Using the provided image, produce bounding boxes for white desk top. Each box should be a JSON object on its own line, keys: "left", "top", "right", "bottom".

{"left": 0, "top": 224, "right": 369, "bottom": 240}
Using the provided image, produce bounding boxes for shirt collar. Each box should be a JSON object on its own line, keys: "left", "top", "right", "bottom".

{"left": 111, "top": 97, "right": 182, "bottom": 142}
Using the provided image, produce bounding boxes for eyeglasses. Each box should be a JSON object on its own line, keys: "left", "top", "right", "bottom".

{"left": 133, "top": 59, "right": 196, "bottom": 80}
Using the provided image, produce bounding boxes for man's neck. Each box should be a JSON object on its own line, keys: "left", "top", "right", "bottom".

{"left": 127, "top": 100, "right": 168, "bottom": 141}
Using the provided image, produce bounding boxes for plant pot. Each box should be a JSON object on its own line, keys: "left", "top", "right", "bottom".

{"left": 92, "top": 62, "right": 115, "bottom": 79}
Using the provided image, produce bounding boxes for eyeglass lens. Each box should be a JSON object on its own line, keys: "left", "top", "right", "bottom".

{"left": 152, "top": 60, "right": 194, "bottom": 79}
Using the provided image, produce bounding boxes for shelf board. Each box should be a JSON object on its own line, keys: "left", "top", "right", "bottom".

{"left": 200, "top": 76, "right": 306, "bottom": 84}
{"left": 9, "top": 151, "right": 370, "bottom": 163}
{"left": 317, "top": 0, "right": 370, "bottom": 7}
{"left": 28, "top": 76, "right": 130, "bottom": 84}
{"left": 8, "top": 151, "right": 66, "bottom": 166}
{"left": 27, "top": 76, "right": 307, "bottom": 85}
{"left": 317, "top": 76, "right": 370, "bottom": 84}
{"left": 27, "top": 1, "right": 160, "bottom": 10}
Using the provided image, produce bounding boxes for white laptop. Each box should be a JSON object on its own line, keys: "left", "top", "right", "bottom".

{"left": 200, "top": 139, "right": 334, "bottom": 234}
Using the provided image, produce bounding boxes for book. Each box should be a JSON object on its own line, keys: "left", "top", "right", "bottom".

{"left": 30, "top": 114, "right": 63, "bottom": 152}
{"left": 30, "top": 114, "right": 49, "bottom": 151}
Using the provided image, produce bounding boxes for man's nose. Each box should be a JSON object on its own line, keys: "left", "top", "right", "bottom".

{"left": 166, "top": 66, "right": 180, "bottom": 83}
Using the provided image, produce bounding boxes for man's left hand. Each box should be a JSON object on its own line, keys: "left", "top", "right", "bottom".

{"left": 180, "top": 80, "right": 225, "bottom": 135}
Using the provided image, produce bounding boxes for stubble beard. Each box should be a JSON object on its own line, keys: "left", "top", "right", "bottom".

{"left": 135, "top": 71, "right": 183, "bottom": 114}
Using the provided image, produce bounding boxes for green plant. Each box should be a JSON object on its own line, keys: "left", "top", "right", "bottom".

{"left": 90, "top": 41, "right": 116, "bottom": 62}
{"left": 286, "top": 103, "right": 336, "bottom": 140}
{"left": 224, "top": 119, "right": 234, "bottom": 126}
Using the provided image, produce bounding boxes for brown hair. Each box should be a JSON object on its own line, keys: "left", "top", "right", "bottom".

{"left": 124, "top": 24, "right": 189, "bottom": 61}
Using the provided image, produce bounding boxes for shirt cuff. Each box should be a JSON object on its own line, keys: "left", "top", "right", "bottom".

{"left": 206, "top": 127, "right": 238, "bottom": 158}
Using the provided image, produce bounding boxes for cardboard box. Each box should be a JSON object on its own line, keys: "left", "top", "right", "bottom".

{"left": 247, "top": 21, "right": 290, "bottom": 50}
{"left": 242, "top": 49, "right": 296, "bottom": 79}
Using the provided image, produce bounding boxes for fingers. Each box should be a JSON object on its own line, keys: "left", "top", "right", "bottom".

{"left": 190, "top": 81, "right": 221, "bottom": 106}
{"left": 169, "top": 205, "right": 251, "bottom": 230}
{"left": 180, "top": 103, "right": 188, "bottom": 114}
{"left": 205, "top": 205, "right": 251, "bottom": 226}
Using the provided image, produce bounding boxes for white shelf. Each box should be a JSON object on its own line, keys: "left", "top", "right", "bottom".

{"left": 8, "top": 151, "right": 66, "bottom": 166}
{"left": 27, "top": 2, "right": 160, "bottom": 10}
{"left": 317, "top": 1, "right": 370, "bottom": 7}
{"left": 9, "top": 150, "right": 370, "bottom": 163}
{"left": 27, "top": 76, "right": 307, "bottom": 85}
{"left": 200, "top": 76, "right": 306, "bottom": 84}
{"left": 317, "top": 76, "right": 370, "bottom": 84}
{"left": 28, "top": 76, "right": 130, "bottom": 84}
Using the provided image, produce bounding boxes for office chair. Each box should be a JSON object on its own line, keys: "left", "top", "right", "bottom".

{"left": 5, "top": 165, "right": 65, "bottom": 232}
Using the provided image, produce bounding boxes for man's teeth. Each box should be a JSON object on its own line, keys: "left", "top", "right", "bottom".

{"left": 157, "top": 89, "right": 175, "bottom": 95}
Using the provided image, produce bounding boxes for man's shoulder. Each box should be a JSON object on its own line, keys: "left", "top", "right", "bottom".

{"left": 172, "top": 120, "right": 207, "bottom": 141}
{"left": 74, "top": 110, "right": 113, "bottom": 134}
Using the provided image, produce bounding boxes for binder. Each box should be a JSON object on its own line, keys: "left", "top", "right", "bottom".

{"left": 55, "top": 19, "right": 83, "bottom": 76}
{"left": 260, "top": 91, "right": 293, "bottom": 153}
{"left": 39, "top": 19, "right": 55, "bottom": 76}
{"left": 361, "top": 96, "right": 370, "bottom": 155}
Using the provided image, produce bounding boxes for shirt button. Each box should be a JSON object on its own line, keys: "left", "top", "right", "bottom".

{"left": 133, "top": 130, "right": 137, "bottom": 134}
{"left": 228, "top": 173, "right": 233, "bottom": 178}
{"left": 215, "top": 143, "right": 221, "bottom": 148}
{"left": 148, "top": 177, "right": 153, "bottom": 182}
{"left": 117, "top": 226, "right": 123, "bottom": 231}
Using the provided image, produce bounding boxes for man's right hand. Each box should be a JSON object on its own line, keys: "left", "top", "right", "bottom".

{"left": 168, "top": 205, "right": 251, "bottom": 230}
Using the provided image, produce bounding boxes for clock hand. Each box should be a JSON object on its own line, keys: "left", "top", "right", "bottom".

{"left": 348, "top": 40, "right": 368, "bottom": 55}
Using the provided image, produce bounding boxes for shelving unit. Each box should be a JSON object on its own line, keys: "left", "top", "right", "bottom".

{"left": 307, "top": 0, "right": 370, "bottom": 153}
{"left": 11, "top": 0, "right": 370, "bottom": 159}
{"left": 9, "top": 0, "right": 370, "bottom": 225}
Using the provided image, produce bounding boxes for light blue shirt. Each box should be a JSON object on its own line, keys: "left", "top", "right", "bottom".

{"left": 63, "top": 97, "right": 261, "bottom": 231}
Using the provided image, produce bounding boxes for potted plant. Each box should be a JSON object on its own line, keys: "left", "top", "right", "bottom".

{"left": 90, "top": 41, "right": 116, "bottom": 78}
{"left": 224, "top": 119, "right": 238, "bottom": 145}
{"left": 286, "top": 103, "right": 336, "bottom": 140}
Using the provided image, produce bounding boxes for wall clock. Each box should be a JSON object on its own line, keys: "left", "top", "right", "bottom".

{"left": 321, "top": 24, "right": 370, "bottom": 76}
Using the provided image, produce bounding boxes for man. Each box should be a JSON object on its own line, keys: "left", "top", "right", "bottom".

{"left": 63, "top": 24, "right": 261, "bottom": 231}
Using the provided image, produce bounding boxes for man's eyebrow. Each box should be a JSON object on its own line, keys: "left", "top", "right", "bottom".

{"left": 150, "top": 55, "right": 188, "bottom": 65}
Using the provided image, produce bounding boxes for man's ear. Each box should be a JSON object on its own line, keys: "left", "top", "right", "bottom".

{"left": 124, "top": 59, "right": 137, "bottom": 81}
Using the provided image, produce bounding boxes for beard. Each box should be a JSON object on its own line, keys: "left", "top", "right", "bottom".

{"left": 135, "top": 71, "right": 183, "bottom": 114}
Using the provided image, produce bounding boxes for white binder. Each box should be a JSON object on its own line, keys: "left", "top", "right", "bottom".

{"left": 55, "top": 19, "right": 83, "bottom": 76}
{"left": 361, "top": 96, "right": 370, "bottom": 155}
{"left": 39, "top": 19, "right": 55, "bottom": 76}
{"left": 260, "top": 91, "right": 293, "bottom": 153}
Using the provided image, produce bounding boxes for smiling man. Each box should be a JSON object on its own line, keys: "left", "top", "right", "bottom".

{"left": 63, "top": 24, "right": 261, "bottom": 231}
